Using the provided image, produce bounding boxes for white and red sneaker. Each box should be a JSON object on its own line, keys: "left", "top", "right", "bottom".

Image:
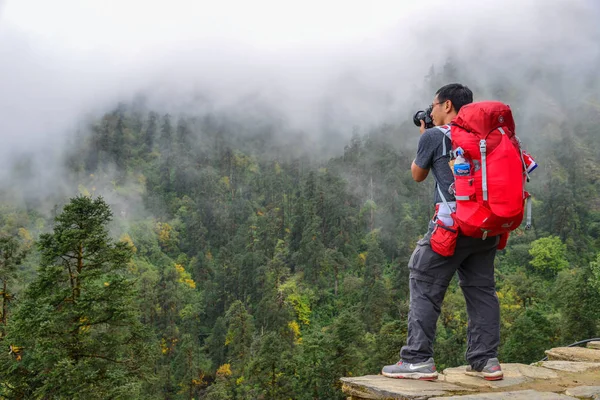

{"left": 466, "top": 358, "right": 504, "bottom": 381}
{"left": 381, "top": 358, "right": 438, "bottom": 380}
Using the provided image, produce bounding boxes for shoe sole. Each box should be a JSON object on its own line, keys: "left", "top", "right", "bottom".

{"left": 484, "top": 375, "right": 504, "bottom": 381}
{"left": 381, "top": 371, "right": 439, "bottom": 380}
{"left": 465, "top": 371, "right": 504, "bottom": 381}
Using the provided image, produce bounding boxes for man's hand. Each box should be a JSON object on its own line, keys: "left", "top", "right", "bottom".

{"left": 420, "top": 120, "right": 426, "bottom": 134}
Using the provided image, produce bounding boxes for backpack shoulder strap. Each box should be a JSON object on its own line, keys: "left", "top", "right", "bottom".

{"left": 436, "top": 183, "right": 452, "bottom": 211}
{"left": 436, "top": 125, "right": 452, "bottom": 157}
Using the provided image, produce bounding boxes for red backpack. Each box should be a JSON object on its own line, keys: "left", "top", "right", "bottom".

{"left": 438, "top": 101, "right": 532, "bottom": 244}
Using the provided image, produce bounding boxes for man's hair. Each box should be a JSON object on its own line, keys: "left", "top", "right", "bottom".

{"left": 436, "top": 83, "right": 473, "bottom": 112}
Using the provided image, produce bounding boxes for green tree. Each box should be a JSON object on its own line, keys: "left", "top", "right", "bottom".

{"left": 361, "top": 232, "right": 389, "bottom": 331}
{"left": 114, "top": 110, "right": 127, "bottom": 171}
{"left": 144, "top": 111, "right": 158, "bottom": 154}
{"left": 501, "top": 308, "right": 557, "bottom": 364}
{"left": 529, "top": 236, "right": 569, "bottom": 276}
{"left": 0, "top": 235, "right": 29, "bottom": 335}
{"left": 176, "top": 117, "right": 193, "bottom": 156}
{"left": 224, "top": 300, "right": 254, "bottom": 367}
{"left": 255, "top": 240, "right": 293, "bottom": 332}
{"left": 172, "top": 334, "right": 210, "bottom": 400}
{"left": 248, "top": 332, "right": 294, "bottom": 400}
{"left": 206, "top": 316, "right": 227, "bottom": 371}
{"left": 0, "top": 196, "right": 154, "bottom": 399}
{"left": 590, "top": 253, "right": 600, "bottom": 294}
{"left": 160, "top": 113, "right": 173, "bottom": 152}
{"left": 552, "top": 267, "right": 600, "bottom": 343}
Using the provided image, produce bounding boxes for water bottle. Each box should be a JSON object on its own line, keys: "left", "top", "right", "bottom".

{"left": 453, "top": 150, "right": 470, "bottom": 176}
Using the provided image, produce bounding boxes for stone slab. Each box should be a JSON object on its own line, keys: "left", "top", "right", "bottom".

{"left": 536, "top": 361, "right": 600, "bottom": 373}
{"left": 431, "top": 390, "right": 578, "bottom": 399}
{"left": 546, "top": 347, "right": 600, "bottom": 362}
{"left": 566, "top": 386, "right": 600, "bottom": 399}
{"left": 441, "top": 363, "right": 558, "bottom": 389}
{"left": 340, "top": 375, "right": 474, "bottom": 400}
{"left": 588, "top": 342, "right": 600, "bottom": 350}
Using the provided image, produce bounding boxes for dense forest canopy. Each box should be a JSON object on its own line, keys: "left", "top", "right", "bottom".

{"left": 0, "top": 61, "right": 598, "bottom": 399}
{"left": 1, "top": 1, "right": 600, "bottom": 398}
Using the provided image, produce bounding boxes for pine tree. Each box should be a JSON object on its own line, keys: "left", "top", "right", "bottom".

{"left": 224, "top": 300, "right": 254, "bottom": 367}
{"left": 176, "top": 117, "right": 192, "bottom": 155}
{"left": 114, "top": 111, "right": 127, "bottom": 170}
{"left": 361, "top": 232, "right": 389, "bottom": 331}
{"left": 159, "top": 114, "right": 174, "bottom": 192}
{"left": 0, "top": 235, "right": 29, "bottom": 336}
{"left": 500, "top": 308, "right": 556, "bottom": 363}
{"left": 144, "top": 111, "right": 158, "bottom": 154}
{"left": 0, "top": 196, "right": 155, "bottom": 399}
{"left": 248, "top": 331, "right": 294, "bottom": 400}
{"left": 160, "top": 113, "right": 173, "bottom": 153}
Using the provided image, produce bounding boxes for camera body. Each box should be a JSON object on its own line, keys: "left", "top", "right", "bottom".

{"left": 413, "top": 105, "right": 434, "bottom": 129}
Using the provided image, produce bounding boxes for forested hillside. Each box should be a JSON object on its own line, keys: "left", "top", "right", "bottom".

{"left": 0, "top": 68, "right": 599, "bottom": 399}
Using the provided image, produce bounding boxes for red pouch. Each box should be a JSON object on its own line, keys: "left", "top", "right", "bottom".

{"left": 430, "top": 218, "right": 459, "bottom": 257}
{"left": 497, "top": 232, "right": 510, "bottom": 250}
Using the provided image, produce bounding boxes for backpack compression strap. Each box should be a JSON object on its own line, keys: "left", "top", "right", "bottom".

{"left": 480, "top": 127, "right": 507, "bottom": 202}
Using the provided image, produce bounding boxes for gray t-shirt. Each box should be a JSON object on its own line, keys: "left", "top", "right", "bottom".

{"left": 414, "top": 127, "right": 455, "bottom": 204}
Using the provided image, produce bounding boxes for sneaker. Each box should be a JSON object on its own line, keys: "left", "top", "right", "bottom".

{"left": 381, "top": 357, "right": 438, "bottom": 380}
{"left": 465, "top": 358, "right": 503, "bottom": 381}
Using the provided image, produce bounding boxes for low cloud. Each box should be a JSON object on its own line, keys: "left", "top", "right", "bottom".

{"left": 0, "top": 0, "right": 599, "bottom": 206}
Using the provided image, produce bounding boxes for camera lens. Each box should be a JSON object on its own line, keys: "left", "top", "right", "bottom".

{"left": 413, "top": 110, "right": 426, "bottom": 127}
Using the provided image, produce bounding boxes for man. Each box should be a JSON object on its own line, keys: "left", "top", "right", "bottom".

{"left": 382, "top": 83, "right": 503, "bottom": 381}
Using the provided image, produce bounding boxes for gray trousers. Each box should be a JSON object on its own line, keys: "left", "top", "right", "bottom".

{"left": 400, "top": 228, "right": 500, "bottom": 371}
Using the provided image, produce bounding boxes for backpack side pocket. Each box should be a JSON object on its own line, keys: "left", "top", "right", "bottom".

{"left": 430, "top": 218, "right": 459, "bottom": 257}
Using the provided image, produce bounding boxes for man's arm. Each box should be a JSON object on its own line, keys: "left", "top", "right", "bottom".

{"left": 411, "top": 161, "right": 429, "bottom": 182}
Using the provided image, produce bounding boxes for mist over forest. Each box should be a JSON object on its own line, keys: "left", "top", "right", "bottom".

{"left": 0, "top": 0, "right": 599, "bottom": 398}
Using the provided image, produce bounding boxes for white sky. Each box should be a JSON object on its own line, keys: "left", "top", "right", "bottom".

{"left": 2, "top": 0, "right": 599, "bottom": 129}
{"left": 2, "top": 0, "right": 416, "bottom": 53}
{"left": 0, "top": 0, "right": 429, "bottom": 150}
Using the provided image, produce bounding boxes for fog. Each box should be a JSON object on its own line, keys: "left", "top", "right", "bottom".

{"left": 1, "top": 0, "right": 599, "bottom": 205}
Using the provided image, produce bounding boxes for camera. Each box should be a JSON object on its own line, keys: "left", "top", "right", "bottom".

{"left": 413, "top": 105, "right": 434, "bottom": 129}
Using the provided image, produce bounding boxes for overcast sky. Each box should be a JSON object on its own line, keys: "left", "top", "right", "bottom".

{"left": 0, "top": 0, "right": 427, "bottom": 164}
{"left": 3, "top": 0, "right": 420, "bottom": 51}
{"left": 1, "top": 0, "right": 599, "bottom": 201}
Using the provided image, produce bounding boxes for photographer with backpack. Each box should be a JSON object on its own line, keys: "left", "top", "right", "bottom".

{"left": 381, "top": 83, "right": 532, "bottom": 381}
